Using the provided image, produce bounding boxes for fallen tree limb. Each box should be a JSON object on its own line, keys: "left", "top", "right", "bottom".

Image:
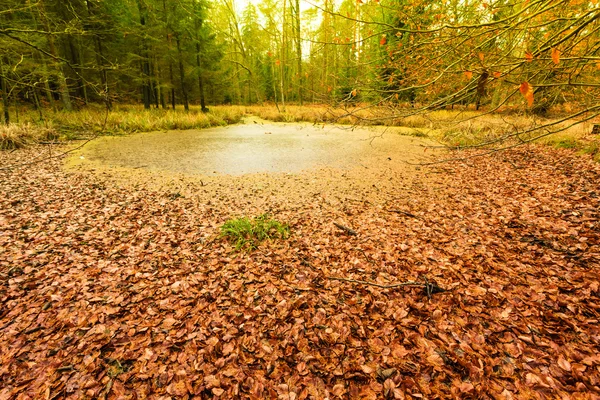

{"left": 328, "top": 276, "right": 423, "bottom": 288}
{"left": 387, "top": 209, "right": 419, "bottom": 219}
{"left": 333, "top": 222, "right": 357, "bottom": 236}
{"left": 328, "top": 276, "right": 446, "bottom": 298}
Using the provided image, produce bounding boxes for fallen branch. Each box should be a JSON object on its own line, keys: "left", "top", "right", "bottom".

{"left": 333, "top": 222, "right": 357, "bottom": 236}
{"left": 387, "top": 209, "right": 419, "bottom": 219}
{"left": 357, "top": 248, "right": 375, "bottom": 264}
{"left": 328, "top": 276, "right": 422, "bottom": 289}
{"left": 328, "top": 276, "right": 446, "bottom": 298}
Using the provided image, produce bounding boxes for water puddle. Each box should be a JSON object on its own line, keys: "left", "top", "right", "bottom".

{"left": 68, "top": 118, "right": 434, "bottom": 175}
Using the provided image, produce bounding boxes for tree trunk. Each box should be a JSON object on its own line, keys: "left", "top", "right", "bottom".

{"left": 37, "top": 1, "right": 71, "bottom": 111}
{"left": 32, "top": 89, "right": 44, "bottom": 121}
{"left": 150, "top": 59, "right": 159, "bottom": 108}
{"left": 37, "top": 1, "right": 72, "bottom": 111}
{"left": 156, "top": 61, "right": 166, "bottom": 109}
{"left": 196, "top": 44, "right": 208, "bottom": 112}
{"left": 0, "top": 64, "right": 9, "bottom": 125}
{"left": 295, "top": 0, "right": 302, "bottom": 105}
{"left": 176, "top": 36, "right": 189, "bottom": 111}
{"left": 193, "top": 2, "right": 208, "bottom": 112}
{"left": 86, "top": 0, "right": 111, "bottom": 109}
{"left": 136, "top": 0, "right": 151, "bottom": 109}
{"left": 48, "top": 37, "right": 72, "bottom": 111}
{"left": 169, "top": 63, "right": 176, "bottom": 109}
{"left": 280, "top": 0, "right": 287, "bottom": 109}
{"left": 67, "top": 36, "right": 86, "bottom": 104}
{"left": 162, "top": 0, "right": 176, "bottom": 110}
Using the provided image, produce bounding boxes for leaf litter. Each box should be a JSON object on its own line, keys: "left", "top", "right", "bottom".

{"left": 1, "top": 143, "right": 599, "bottom": 399}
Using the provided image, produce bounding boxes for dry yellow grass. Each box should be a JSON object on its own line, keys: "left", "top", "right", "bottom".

{"left": 1, "top": 105, "right": 245, "bottom": 149}
{"left": 2, "top": 103, "right": 598, "bottom": 160}
{"left": 0, "top": 124, "right": 59, "bottom": 150}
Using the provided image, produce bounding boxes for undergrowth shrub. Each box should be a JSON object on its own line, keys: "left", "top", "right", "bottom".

{"left": 220, "top": 214, "right": 289, "bottom": 250}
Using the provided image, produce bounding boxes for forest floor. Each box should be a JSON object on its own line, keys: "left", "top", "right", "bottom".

{"left": 1, "top": 139, "right": 600, "bottom": 399}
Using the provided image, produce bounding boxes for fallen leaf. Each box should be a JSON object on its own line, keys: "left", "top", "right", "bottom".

{"left": 332, "top": 383, "right": 346, "bottom": 397}
{"left": 551, "top": 48, "right": 560, "bottom": 64}
{"left": 557, "top": 355, "right": 572, "bottom": 371}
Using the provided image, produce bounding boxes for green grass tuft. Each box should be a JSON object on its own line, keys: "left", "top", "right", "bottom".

{"left": 220, "top": 214, "right": 289, "bottom": 250}
{"left": 552, "top": 138, "right": 579, "bottom": 149}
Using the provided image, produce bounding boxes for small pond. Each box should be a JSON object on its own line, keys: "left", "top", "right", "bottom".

{"left": 71, "top": 119, "right": 432, "bottom": 175}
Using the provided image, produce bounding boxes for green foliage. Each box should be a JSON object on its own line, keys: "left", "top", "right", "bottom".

{"left": 552, "top": 138, "right": 579, "bottom": 149}
{"left": 220, "top": 214, "right": 289, "bottom": 250}
{"left": 580, "top": 142, "right": 600, "bottom": 162}
{"left": 547, "top": 137, "right": 600, "bottom": 162}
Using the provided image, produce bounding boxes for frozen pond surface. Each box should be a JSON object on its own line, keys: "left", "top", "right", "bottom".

{"left": 73, "top": 119, "right": 433, "bottom": 175}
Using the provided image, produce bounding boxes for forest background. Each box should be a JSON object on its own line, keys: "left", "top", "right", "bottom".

{"left": 0, "top": 0, "right": 599, "bottom": 150}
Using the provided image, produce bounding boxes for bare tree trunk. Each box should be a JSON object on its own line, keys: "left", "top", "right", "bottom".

{"left": 0, "top": 61, "right": 9, "bottom": 125}
{"left": 192, "top": 2, "right": 208, "bottom": 113}
{"left": 38, "top": 1, "right": 72, "bottom": 111}
{"left": 294, "top": 0, "right": 302, "bottom": 105}
{"left": 136, "top": 0, "right": 151, "bottom": 109}
{"left": 32, "top": 88, "right": 44, "bottom": 121}
{"left": 38, "top": 3, "right": 71, "bottom": 110}
{"left": 38, "top": 53, "right": 57, "bottom": 112}
{"left": 176, "top": 35, "right": 189, "bottom": 111}
{"left": 156, "top": 62, "right": 166, "bottom": 109}
{"left": 67, "top": 36, "right": 86, "bottom": 104}
{"left": 169, "top": 64, "right": 176, "bottom": 109}
{"left": 150, "top": 59, "right": 159, "bottom": 108}
{"left": 280, "top": 0, "right": 286, "bottom": 109}
{"left": 48, "top": 37, "right": 72, "bottom": 111}
{"left": 77, "top": 38, "right": 89, "bottom": 104}
{"left": 86, "top": 0, "right": 111, "bottom": 109}
{"left": 162, "top": 0, "right": 176, "bottom": 110}
{"left": 322, "top": 0, "right": 331, "bottom": 101}
{"left": 196, "top": 43, "right": 208, "bottom": 112}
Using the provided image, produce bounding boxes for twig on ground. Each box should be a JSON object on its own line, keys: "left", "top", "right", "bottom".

{"left": 328, "top": 276, "right": 423, "bottom": 289}
{"left": 357, "top": 248, "right": 375, "bottom": 264}
{"left": 328, "top": 276, "right": 446, "bottom": 297}
{"left": 387, "top": 209, "right": 419, "bottom": 218}
{"left": 333, "top": 222, "right": 357, "bottom": 236}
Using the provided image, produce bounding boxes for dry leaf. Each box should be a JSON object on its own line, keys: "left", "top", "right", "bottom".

{"left": 551, "top": 48, "right": 560, "bottom": 64}
{"left": 520, "top": 81, "right": 534, "bottom": 107}
{"left": 332, "top": 383, "right": 346, "bottom": 397}
{"left": 2, "top": 113, "right": 600, "bottom": 399}
{"left": 557, "top": 355, "right": 572, "bottom": 371}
